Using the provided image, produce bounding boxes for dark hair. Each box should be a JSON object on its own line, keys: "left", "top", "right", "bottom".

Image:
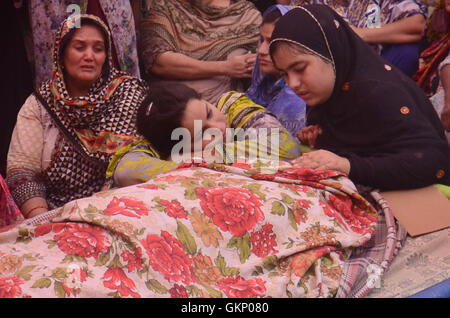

{"left": 59, "top": 18, "right": 110, "bottom": 78}
{"left": 262, "top": 8, "right": 282, "bottom": 25}
{"left": 136, "top": 82, "right": 201, "bottom": 159}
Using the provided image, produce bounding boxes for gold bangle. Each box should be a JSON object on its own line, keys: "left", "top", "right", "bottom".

{"left": 24, "top": 205, "right": 47, "bottom": 218}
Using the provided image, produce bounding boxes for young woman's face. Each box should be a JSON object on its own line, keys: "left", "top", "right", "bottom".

{"left": 272, "top": 43, "right": 335, "bottom": 106}
{"left": 181, "top": 98, "right": 228, "bottom": 150}
{"left": 63, "top": 25, "right": 107, "bottom": 92}
{"left": 257, "top": 22, "right": 279, "bottom": 76}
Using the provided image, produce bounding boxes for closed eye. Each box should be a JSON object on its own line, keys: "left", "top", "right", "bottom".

{"left": 206, "top": 105, "right": 212, "bottom": 120}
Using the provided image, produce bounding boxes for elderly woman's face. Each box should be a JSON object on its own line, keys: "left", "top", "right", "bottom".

{"left": 63, "top": 25, "right": 106, "bottom": 91}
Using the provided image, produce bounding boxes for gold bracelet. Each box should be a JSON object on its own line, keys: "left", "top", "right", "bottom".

{"left": 24, "top": 205, "right": 47, "bottom": 218}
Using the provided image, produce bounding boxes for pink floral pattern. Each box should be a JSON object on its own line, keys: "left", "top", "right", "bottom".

{"left": 0, "top": 161, "right": 378, "bottom": 297}
{"left": 197, "top": 187, "right": 264, "bottom": 237}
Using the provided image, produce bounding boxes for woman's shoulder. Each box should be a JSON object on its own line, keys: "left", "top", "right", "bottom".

{"left": 438, "top": 53, "right": 450, "bottom": 74}
{"left": 349, "top": 77, "right": 417, "bottom": 102}
{"left": 115, "top": 73, "right": 148, "bottom": 89}
{"left": 17, "top": 94, "right": 45, "bottom": 117}
{"left": 217, "top": 91, "right": 268, "bottom": 127}
{"left": 105, "top": 138, "right": 158, "bottom": 180}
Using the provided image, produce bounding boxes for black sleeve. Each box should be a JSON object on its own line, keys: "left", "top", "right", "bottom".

{"left": 347, "top": 148, "right": 449, "bottom": 190}
{"left": 342, "top": 81, "right": 450, "bottom": 190}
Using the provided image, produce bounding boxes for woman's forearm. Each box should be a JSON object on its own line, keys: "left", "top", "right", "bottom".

{"left": 151, "top": 52, "right": 228, "bottom": 80}
{"left": 440, "top": 64, "right": 450, "bottom": 101}
{"left": 440, "top": 64, "right": 450, "bottom": 130}
{"left": 353, "top": 14, "right": 426, "bottom": 44}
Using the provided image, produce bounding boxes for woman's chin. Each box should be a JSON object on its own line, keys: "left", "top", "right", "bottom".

{"left": 259, "top": 64, "right": 277, "bottom": 76}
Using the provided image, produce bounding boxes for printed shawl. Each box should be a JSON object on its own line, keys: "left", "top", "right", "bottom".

{"left": 140, "top": 0, "right": 262, "bottom": 68}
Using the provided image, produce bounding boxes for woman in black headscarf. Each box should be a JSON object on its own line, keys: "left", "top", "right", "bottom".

{"left": 269, "top": 5, "right": 450, "bottom": 190}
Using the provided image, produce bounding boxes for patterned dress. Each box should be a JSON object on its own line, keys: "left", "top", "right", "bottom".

{"left": 7, "top": 15, "right": 148, "bottom": 210}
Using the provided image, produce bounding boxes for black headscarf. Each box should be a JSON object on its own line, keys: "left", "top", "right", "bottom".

{"left": 269, "top": 5, "right": 450, "bottom": 190}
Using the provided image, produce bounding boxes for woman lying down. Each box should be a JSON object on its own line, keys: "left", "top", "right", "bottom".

{"left": 0, "top": 82, "right": 382, "bottom": 298}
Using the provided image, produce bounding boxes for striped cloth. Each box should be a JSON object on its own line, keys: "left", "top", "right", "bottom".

{"left": 336, "top": 190, "right": 408, "bottom": 298}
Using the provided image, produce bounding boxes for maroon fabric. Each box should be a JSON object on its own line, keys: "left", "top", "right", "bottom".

{"left": 0, "top": 174, "right": 23, "bottom": 228}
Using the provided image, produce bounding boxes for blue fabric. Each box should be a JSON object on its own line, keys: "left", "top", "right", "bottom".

{"left": 246, "top": 4, "right": 307, "bottom": 138}
{"left": 381, "top": 43, "right": 420, "bottom": 78}
{"left": 408, "top": 278, "right": 450, "bottom": 298}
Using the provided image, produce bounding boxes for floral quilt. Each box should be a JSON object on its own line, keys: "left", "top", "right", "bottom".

{"left": 0, "top": 161, "right": 378, "bottom": 298}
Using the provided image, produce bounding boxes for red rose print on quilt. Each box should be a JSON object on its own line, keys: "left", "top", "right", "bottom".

{"left": 141, "top": 231, "right": 195, "bottom": 285}
{"left": 103, "top": 267, "right": 141, "bottom": 298}
{"left": 54, "top": 224, "right": 111, "bottom": 259}
{"left": 121, "top": 247, "right": 143, "bottom": 273}
{"left": 121, "top": 247, "right": 144, "bottom": 273}
{"left": 250, "top": 223, "right": 278, "bottom": 258}
{"left": 159, "top": 199, "right": 187, "bottom": 219}
{"left": 216, "top": 276, "right": 266, "bottom": 298}
{"left": 170, "top": 284, "right": 189, "bottom": 298}
{"left": 0, "top": 276, "right": 24, "bottom": 298}
{"left": 321, "top": 194, "right": 377, "bottom": 235}
{"left": 62, "top": 268, "right": 88, "bottom": 297}
{"left": 104, "top": 197, "right": 149, "bottom": 218}
{"left": 276, "top": 167, "right": 342, "bottom": 182}
{"left": 137, "top": 184, "right": 158, "bottom": 190}
{"left": 196, "top": 187, "right": 264, "bottom": 237}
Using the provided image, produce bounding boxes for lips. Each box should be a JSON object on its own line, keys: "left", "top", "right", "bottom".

{"left": 80, "top": 65, "right": 95, "bottom": 71}
{"left": 259, "top": 59, "right": 272, "bottom": 66}
{"left": 298, "top": 91, "right": 310, "bottom": 99}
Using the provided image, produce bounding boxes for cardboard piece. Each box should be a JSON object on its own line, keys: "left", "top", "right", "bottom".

{"left": 380, "top": 186, "right": 450, "bottom": 237}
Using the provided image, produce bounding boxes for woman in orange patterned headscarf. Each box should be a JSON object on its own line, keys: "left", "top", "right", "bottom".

{"left": 6, "top": 15, "right": 148, "bottom": 219}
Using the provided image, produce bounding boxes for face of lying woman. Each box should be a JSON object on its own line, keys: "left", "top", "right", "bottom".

{"left": 181, "top": 98, "right": 228, "bottom": 150}
{"left": 272, "top": 43, "right": 335, "bottom": 106}
{"left": 63, "top": 25, "right": 106, "bottom": 95}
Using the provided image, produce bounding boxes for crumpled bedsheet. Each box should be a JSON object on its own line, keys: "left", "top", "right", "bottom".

{"left": 0, "top": 162, "right": 379, "bottom": 298}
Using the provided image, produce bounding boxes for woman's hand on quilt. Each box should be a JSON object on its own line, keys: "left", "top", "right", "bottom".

{"left": 290, "top": 150, "right": 350, "bottom": 175}
{"left": 226, "top": 52, "right": 256, "bottom": 78}
{"left": 296, "top": 125, "right": 322, "bottom": 148}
